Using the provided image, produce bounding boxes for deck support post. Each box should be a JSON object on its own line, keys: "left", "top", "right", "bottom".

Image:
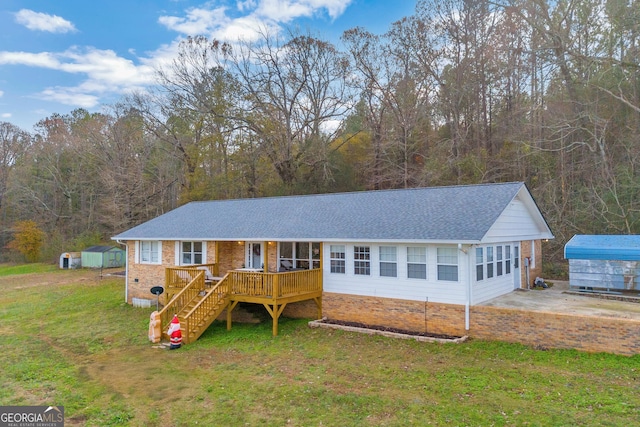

{"left": 264, "top": 302, "right": 287, "bottom": 336}
{"left": 313, "top": 296, "right": 322, "bottom": 319}
{"left": 227, "top": 300, "right": 239, "bottom": 330}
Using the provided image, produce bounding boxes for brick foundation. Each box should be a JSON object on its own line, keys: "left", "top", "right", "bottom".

{"left": 303, "top": 292, "right": 640, "bottom": 356}
{"left": 469, "top": 306, "right": 640, "bottom": 355}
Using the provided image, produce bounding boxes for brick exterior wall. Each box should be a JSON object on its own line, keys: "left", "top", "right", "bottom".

{"left": 126, "top": 240, "right": 247, "bottom": 305}
{"left": 520, "top": 239, "right": 543, "bottom": 288}
{"left": 469, "top": 306, "right": 640, "bottom": 356}
{"left": 296, "top": 292, "right": 640, "bottom": 356}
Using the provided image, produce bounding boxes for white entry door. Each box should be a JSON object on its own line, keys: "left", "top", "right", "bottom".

{"left": 513, "top": 244, "right": 521, "bottom": 289}
{"left": 246, "top": 242, "right": 263, "bottom": 270}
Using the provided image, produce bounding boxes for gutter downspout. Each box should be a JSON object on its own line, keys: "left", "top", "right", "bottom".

{"left": 459, "top": 244, "right": 471, "bottom": 331}
{"left": 115, "top": 239, "right": 128, "bottom": 303}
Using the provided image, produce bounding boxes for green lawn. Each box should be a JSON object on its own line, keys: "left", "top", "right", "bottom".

{"left": 1, "top": 268, "right": 639, "bottom": 426}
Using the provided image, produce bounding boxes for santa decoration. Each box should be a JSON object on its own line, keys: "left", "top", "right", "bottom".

{"left": 167, "top": 314, "right": 182, "bottom": 349}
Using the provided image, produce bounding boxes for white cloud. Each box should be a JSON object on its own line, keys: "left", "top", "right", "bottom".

{"left": 0, "top": 47, "right": 155, "bottom": 108}
{"left": 1, "top": 113, "right": 11, "bottom": 119}
{"left": 0, "top": 51, "right": 60, "bottom": 68}
{"left": 158, "top": 6, "right": 230, "bottom": 36}
{"left": 14, "top": 9, "right": 77, "bottom": 33}
{"left": 3, "top": 1, "right": 354, "bottom": 113}
{"left": 0, "top": 90, "right": 4, "bottom": 97}
{"left": 159, "top": 0, "right": 353, "bottom": 41}
{"left": 39, "top": 87, "right": 99, "bottom": 108}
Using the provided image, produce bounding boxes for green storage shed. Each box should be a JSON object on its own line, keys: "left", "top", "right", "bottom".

{"left": 81, "top": 246, "right": 126, "bottom": 268}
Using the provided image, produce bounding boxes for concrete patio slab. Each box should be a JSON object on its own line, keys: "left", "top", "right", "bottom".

{"left": 481, "top": 280, "right": 640, "bottom": 320}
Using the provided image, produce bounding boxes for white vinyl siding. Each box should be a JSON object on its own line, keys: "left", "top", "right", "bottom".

{"left": 473, "top": 243, "right": 519, "bottom": 304}
{"left": 323, "top": 243, "right": 469, "bottom": 305}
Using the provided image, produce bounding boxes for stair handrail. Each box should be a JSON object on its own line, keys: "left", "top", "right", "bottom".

{"left": 182, "top": 273, "right": 230, "bottom": 342}
{"left": 158, "top": 270, "right": 205, "bottom": 331}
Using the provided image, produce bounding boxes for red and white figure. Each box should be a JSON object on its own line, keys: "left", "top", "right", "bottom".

{"left": 167, "top": 314, "right": 182, "bottom": 349}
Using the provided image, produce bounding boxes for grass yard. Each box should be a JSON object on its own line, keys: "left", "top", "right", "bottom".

{"left": 1, "top": 266, "right": 639, "bottom": 426}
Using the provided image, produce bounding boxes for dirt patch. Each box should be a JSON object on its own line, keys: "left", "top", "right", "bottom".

{"left": 0, "top": 269, "right": 122, "bottom": 291}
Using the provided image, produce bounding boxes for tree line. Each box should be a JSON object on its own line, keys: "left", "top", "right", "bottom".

{"left": 1, "top": 0, "right": 639, "bottom": 274}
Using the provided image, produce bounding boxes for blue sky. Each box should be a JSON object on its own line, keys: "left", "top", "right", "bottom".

{"left": 0, "top": 0, "right": 417, "bottom": 132}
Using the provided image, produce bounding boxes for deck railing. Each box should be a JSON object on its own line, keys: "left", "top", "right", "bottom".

{"left": 228, "top": 268, "right": 322, "bottom": 299}
{"left": 158, "top": 267, "right": 323, "bottom": 340}
{"left": 165, "top": 263, "right": 217, "bottom": 299}
{"left": 159, "top": 270, "right": 206, "bottom": 331}
{"left": 182, "top": 277, "right": 230, "bottom": 342}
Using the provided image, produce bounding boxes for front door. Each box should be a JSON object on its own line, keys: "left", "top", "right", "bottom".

{"left": 246, "top": 242, "right": 263, "bottom": 270}
{"left": 513, "top": 244, "right": 521, "bottom": 289}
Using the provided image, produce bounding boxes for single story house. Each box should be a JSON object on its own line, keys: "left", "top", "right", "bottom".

{"left": 564, "top": 234, "right": 640, "bottom": 294}
{"left": 112, "top": 182, "right": 553, "bottom": 340}
{"left": 81, "top": 245, "right": 126, "bottom": 269}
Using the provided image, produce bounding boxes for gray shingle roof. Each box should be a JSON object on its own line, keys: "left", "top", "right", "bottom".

{"left": 113, "top": 182, "right": 530, "bottom": 242}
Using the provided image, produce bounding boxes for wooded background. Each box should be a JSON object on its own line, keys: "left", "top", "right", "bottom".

{"left": 1, "top": 0, "right": 638, "bottom": 275}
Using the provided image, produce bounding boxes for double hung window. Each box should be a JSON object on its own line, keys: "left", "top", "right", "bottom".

{"left": 437, "top": 247, "right": 458, "bottom": 281}
{"left": 379, "top": 246, "right": 397, "bottom": 277}
{"left": 407, "top": 247, "right": 427, "bottom": 279}
{"left": 354, "top": 246, "right": 371, "bottom": 275}
{"left": 181, "top": 241, "right": 203, "bottom": 265}
{"left": 330, "top": 245, "right": 346, "bottom": 274}
{"left": 140, "top": 241, "right": 160, "bottom": 264}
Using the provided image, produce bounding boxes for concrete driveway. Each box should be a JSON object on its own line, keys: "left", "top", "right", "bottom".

{"left": 481, "top": 280, "right": 640, "bottom": 320}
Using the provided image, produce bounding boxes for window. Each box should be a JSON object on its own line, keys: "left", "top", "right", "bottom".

{"left": 279, "top": 242, "right": 321, "bottom": 270}
{"left": 486, "top": 246, "right": 494, "bottom": 278}
{"left": 496, "top": 246, "right": 503, "bottom": 276}
{"left": 514, "top": 246, "right": 519, "bottom": 268}
{"left": 181, "top": 241, "right": 203, "bottom": 265}
{"left": 279, "top": 242, "right": 293, "bottom": 270}
{"left": 140, "top": 241, "right": 160, "bottom": 264}
{"left": 476, "top": 247, "right": 484, "bottom": 281}
{"left": 505, "top": 245, "right": 511, "bottom": 274}
{"left": 437, "top": 247, "right": 458, "bottom": 281}
{"left": 354, "top": 246, "right": 370, "bottom": 275}
{"left": 379, "top": 246, "right": 397, "bottom": 277}
{"left": 330, "top": 245, "right": 345, "bottom": 274}
{"left": 407, "top": 247, "right": 427, "bottom": 279}
{"left": 296, "top": 242, "right": 310, "bottom": 269}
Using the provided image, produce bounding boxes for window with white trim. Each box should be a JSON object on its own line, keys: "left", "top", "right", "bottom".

{"left": 437, "top": 247, "right": 458, "bottom": 281}
{"left": 140, "top": 241, "right": 161, "bottom": 264}
{"left": 379, "top": 246, "right": 397, "bottom": 277}
{"left": 476, "top": 247, "right": 484, "bottom": 281}
{"left": 505, "top": 245, "right": 511, "bottom": 274}
{"left": 181, "top": 241, "right": 203, "bottom": 265}
{"left": 330, "top": 245, "right": 345, "bottom": 274}
{"left": 496, "top": 246, "right": 503, "bottom": 276}
{"left": 354, "top": 246, "right": 370, "bottom": 275}
{"left": 407, "top": 246, "right": 427, "bottom": 279}
{"left": 486, "top": 246, "right": 494, "bottom": 278}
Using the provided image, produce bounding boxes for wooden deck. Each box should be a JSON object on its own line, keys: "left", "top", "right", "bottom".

{"left": 158, "top": 266, "right": 322, "bottom": 342}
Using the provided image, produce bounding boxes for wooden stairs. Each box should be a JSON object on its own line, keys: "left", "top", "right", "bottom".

{"left": 159, "top": 272, "right": 230, "bottom": 344}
